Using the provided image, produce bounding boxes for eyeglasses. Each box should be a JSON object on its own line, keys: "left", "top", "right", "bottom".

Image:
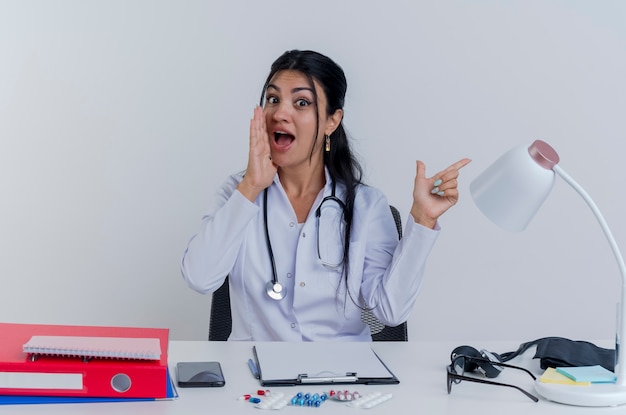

{"left": 447, "top": 354, "right": 539, "bottom": 402}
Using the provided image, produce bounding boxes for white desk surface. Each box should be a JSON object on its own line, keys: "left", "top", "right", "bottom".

{"left": 1, "top": 340, "right": 622, "bottom": 415}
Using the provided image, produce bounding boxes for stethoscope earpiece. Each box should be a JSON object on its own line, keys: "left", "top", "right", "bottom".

{"left": 266, "top": 281, "right": 286, "bottom": 300}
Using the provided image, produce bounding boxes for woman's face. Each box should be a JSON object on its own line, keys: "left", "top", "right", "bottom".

{"left": 263, "top": 70, "right": 340, "bottom": 171}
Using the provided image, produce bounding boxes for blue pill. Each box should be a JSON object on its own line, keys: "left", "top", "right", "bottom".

{"left": 249, "top": 397, "right": 261, "bottom": 404}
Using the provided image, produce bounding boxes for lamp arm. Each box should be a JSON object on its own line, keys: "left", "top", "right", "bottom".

{"left": 553, "top": 165, "right": 626, "bottom": 384}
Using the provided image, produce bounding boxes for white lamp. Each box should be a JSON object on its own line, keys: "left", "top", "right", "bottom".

{"left": 470, "top": 140, "right": 626, "bottom": 407}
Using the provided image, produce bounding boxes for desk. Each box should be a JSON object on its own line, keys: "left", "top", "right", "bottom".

{"left": 0, "top": 340, "right": 620, "bottom": 414}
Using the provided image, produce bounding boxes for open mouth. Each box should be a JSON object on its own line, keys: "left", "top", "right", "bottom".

{"left": 273, "top": 132, "right": 295, "bottom": 148}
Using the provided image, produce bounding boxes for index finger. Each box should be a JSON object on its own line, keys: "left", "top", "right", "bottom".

{"left": 443, "top": 158, "right": 472, "bottom": 174}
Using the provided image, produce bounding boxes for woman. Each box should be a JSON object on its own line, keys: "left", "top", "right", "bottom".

{"left": 181, "top": 50, "right": 470, "bottom": 341}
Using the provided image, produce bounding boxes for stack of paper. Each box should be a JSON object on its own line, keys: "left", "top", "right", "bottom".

{"left": 23, "top": 336, "right": 162, "bottom": 360}
{"left": 539, "top": 365, "right": 617, "bottom": 386}
{"left": 539, "top": 367, "right": 590, "bottom": 386}
{"left": 555, "top": 365, "right": 616, "bottom": 384}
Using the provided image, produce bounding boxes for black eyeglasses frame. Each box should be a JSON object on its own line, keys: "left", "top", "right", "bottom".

{"left": 447, "top": 355, "right": 539, "bottom": 402}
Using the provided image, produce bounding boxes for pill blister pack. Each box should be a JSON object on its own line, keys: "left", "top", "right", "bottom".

{"left": 256, "top": 392, "right": 290, "bottom": 410}
{"left": 238, "top": 389, "right": 392, "bottom": 410}
{"left": 345, "top": 392, "right": 393, "bottom": 409}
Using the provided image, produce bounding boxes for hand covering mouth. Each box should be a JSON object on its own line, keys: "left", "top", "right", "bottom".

{"left": 274, "top": 132, "right": 295, "bottom": 147}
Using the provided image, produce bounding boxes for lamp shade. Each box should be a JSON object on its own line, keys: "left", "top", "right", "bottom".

{"left": 470, "top": 140, "right": 560, "bottom": 232}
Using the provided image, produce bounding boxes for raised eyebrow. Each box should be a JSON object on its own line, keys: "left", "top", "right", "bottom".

{"left": 266, "top": 84, "right": 314, "bottom": 95}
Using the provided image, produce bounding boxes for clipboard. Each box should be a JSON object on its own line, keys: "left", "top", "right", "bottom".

{"left": 252, "top": 342, "right": 399, "bottom": 386}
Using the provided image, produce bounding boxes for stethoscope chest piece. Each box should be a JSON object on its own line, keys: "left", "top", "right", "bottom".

{"left": 266, "top": 281, "right": 286, "bottom": 300}
{"left": 261, "top": 181, "right": 343, "bottom": 302}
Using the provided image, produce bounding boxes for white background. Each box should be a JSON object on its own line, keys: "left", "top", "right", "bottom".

{"left": 1, "top": 0, "right": 625, "bottom": 343}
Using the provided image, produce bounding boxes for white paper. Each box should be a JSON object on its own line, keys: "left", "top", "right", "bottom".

{"left": 254, "top": 342, "right": 395, "bottom": 382}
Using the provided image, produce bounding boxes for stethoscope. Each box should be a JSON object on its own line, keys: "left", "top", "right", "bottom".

{"left": 264, "top": 181, "right": 346, "bottom": 301}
